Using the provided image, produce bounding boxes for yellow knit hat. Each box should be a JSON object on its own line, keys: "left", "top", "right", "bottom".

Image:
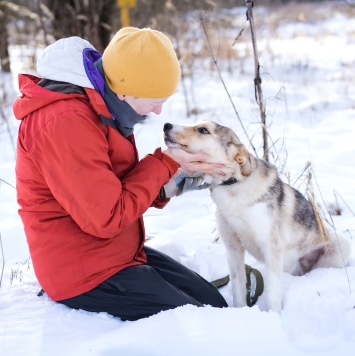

{"left": 102, "top": 27, "right": 181, "bottom": 98}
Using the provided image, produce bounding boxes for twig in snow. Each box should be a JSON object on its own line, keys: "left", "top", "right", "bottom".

{"left": 333, "top": 189, "right": 355, "bottom": 217}
{"left": 0, "top": 231, "right": 4, "bottom": 289}
{"left": 0, "top": 179, "right": 16, "bottom": 190}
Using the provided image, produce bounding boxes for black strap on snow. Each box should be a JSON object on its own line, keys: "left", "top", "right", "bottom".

{"left": 210, "top": 275, "right": 230, "bottom": 289}
{"left": 245, "top": 265, "right": 264, "bottom": 307}
{"left": 210, "top": 264, "right": 264, "bottom": 307}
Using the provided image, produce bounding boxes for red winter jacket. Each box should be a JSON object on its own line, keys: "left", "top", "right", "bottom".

{"left": 13, "top": 74, "right": 179, "bottom": 301}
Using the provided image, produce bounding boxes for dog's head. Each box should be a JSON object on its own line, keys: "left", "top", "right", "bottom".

{"left": 163, "top": 121, "right": 253, "bottom": 183}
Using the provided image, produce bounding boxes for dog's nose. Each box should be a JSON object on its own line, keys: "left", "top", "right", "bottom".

{"left": 163, "top": 123, "right": 173, "bottom": 132}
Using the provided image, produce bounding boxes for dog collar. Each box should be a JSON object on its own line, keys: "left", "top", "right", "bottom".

{"left": 220, "top": 177, "right": 238, "bottom": 186}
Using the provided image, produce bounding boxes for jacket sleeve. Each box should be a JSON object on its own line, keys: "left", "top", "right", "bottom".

{"left": 29, "top": 108, "right": 179, "bottom": 238}
{"left": 151, "top": 189, "right": 171, "bottom": 209}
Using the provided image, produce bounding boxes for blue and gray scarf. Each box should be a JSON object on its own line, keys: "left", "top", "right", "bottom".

{"left": 83, "top": 48, "right": 146, "bottom": 137}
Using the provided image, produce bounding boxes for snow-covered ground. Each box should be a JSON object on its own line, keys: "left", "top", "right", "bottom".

{"left": 1, "top": 2, "right": 355, "bottom": 355}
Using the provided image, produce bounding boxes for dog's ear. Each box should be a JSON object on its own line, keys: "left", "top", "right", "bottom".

{"left": 234, "top": 144, "right": 252, "bottom": 176}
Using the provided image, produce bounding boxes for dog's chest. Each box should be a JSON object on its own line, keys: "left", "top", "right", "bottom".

{"left": 216, "top": 197, "right": 271, "bottom": 237}
{"left": 210, "top": 181, "right": 264, "bottom": 212}
{"left": 211, "top": 183, "right": 274, "bottom": 254}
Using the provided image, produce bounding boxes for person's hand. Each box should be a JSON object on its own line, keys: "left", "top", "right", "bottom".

{"left": 163, "top": 147, "right": 225, "bottom": 176}
{"left": 163, "top": 170, "right": 209, "bottom": 198}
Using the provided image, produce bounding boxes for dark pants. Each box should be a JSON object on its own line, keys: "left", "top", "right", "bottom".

{"left": 57, "top": 246, "right": 227, "bottom": 321}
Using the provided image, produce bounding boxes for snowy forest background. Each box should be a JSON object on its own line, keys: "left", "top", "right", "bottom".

{"left": 1, "top": 1, "right": 355, "bottom": 355}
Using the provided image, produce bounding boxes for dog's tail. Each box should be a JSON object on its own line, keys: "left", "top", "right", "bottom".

{"left": 314, "top": 230, "right": 351, "bottom": 269}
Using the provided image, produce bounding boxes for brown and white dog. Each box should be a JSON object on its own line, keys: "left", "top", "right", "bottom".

{"left": 163, "top": 120, "right": 351, "bottom": 312}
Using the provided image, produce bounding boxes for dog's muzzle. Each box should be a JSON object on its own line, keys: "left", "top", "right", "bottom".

{"left": 163, "top": 123, "right": 173, "bottom": 132}
{"left": 163, "top": 122, "right": 176, "bottom": 146}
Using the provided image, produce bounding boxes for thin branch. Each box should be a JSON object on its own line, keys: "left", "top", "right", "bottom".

{"left": 0, "top": 106, "right": 16, "bottom": 156}
{"left": 333, "top": 189, "right": 355, "bottom": 217}
{"left": 245, "top": 0, "right": 268, "bottom": 161}
{"left": 291, "top": 161, "right": 312, "bottom": 187}
{"left": 0, "top": 231, "right": 4, "bottom": 289}
{"left": 309, "top": 165, "right": 352, "bottom": 294}
{"left": 0, "top": 179, "right": 15, "bottom": 289}
{"left": 0, "top": 179, "right": 16, "bottom": 190}
{"left": 200, "top": 16, "right": 258, "bottom": 158}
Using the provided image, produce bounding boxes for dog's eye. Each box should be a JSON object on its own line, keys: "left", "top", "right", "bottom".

{"left": 197, "top": 127, "right": 210, "bottom": 134}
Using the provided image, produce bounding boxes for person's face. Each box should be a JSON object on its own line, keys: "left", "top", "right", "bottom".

{"left": 117, "top": 95, "right": 170, "bottom": 116}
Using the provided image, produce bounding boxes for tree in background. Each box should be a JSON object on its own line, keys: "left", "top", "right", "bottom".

{"left": 0, "top": 1, "right": 45, "bottom": 72}
{"left": 0, "top": 0, "right": 336, "bottom": 73}
{"left": 40, "top": 0, "right": 118, "bottom": 53}
{"left": 0, "top": 13, "right": 11, "bottom": 72}
{"left": 0, "top": 0, "right": 217, "bottom": 72}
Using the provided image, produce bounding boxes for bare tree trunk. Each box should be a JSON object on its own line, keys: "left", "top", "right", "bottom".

{"left": 0, "top": 17, "right": 11, "bottom": 72}
{"left": 42, "top": 0, "right": 118, "bottom": 52}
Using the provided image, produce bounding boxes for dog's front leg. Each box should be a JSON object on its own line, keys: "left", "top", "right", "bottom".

{"left": 225, "top": 242, "right": 247, "bottom": 308}
{"left": 217, "top": 219, "right": 247, "bottom": 307}
{"left": 264, "top": 244, "right": 284, "bottom": 313}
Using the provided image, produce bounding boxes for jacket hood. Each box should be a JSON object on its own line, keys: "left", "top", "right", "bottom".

{"left": 13, "top": 37, "right": 100, "bottom": 121}
{"left": 13, "top": 36, "right": 141, "bottom": 137}
{"left": 37, "top": 36, "right": 95, "bottom": 89}
{"left": 13, "top": 74, "right": 89, "bottom": 121}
